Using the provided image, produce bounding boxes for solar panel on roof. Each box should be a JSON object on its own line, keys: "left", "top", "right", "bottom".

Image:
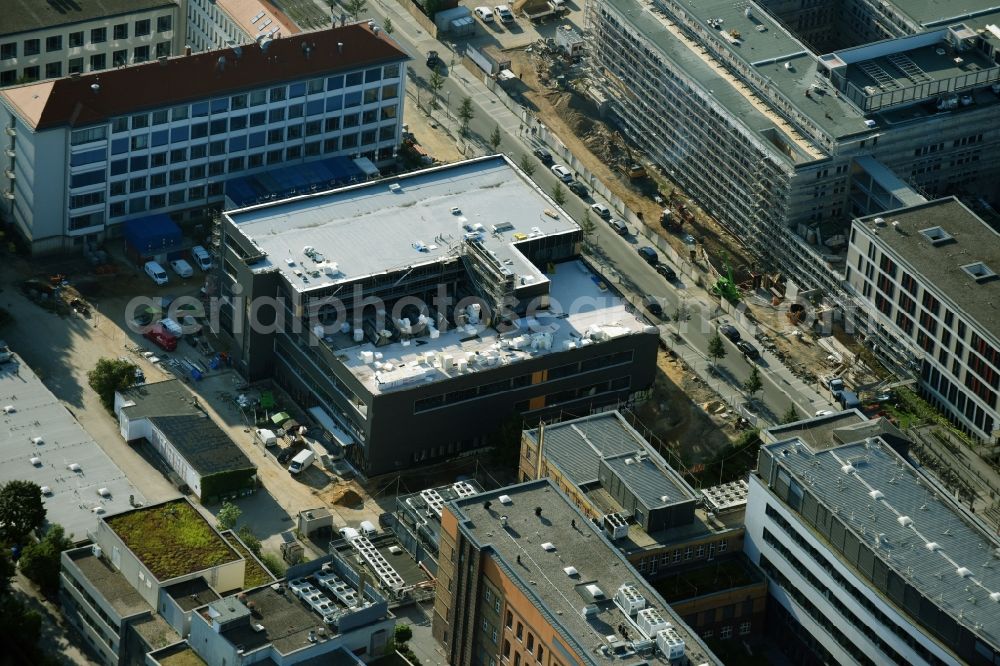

{"left": 251, "top": 11, "right": 265, "bottom": 23}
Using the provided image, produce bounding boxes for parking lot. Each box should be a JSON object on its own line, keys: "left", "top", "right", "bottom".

{"left": 451, "top": 0, "right": 587, "bottom": 53}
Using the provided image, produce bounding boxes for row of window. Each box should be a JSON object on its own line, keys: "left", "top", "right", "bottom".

{"left": 414, "top": 351, "right": 635, "bottom": 413}
{"left": 0, "top": 16, "right": 172, "bottom": 61}
{"left": 0, "top": 43, "right": 170, "bottom": 85}
{"left": 700, "top": 622, "right": 750, "bottom": 640}
{"left": 633, "top": 538, "right": 728, "bottom": 573}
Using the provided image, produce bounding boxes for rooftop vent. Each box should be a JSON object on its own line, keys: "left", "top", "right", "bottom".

{"left": 68, "top": 463, "right": 81, "bottom": 472}
{"left": 868, "top": 489, "right": 884, "bottom": 500}
{"left": 389, "top": 183, "right": 402, "bottom": 193}
{"left": 897, "top": 516, "right": 913, "bottom": 527}
{"left": 919, "top": 226, "right": 953, "bottom": 245}
{"left": 32, "top": 436, "right": 43, "bottom": 445}
{"left": 962, "top": 262, "right": 996, "bottom": 283}
{"left": 585, "top": 584, "right": 605, "bottom": 600}
{"left": 498, "top": 494, "right": 512, "bottom": 505}
{"left": 29, "top": 457, "right": 41, "bottom": 466}
{"left": 873, "top": 217, "right": 886, "bottom": 227}
{"left": 98, "top": 488, "right": 111, "bottom": 497}
{"left": 957, "top": 567, "right": 973, "bottom": 578}
{"left": 541, "top": 542, "right": 556, "bottom": 552}
{"left": 3, "top": 405, "right": 14, "bottom": 414}
{"left": 991, "top": 592, "right": 1000, "bottom": 602}
{"left": 927, "top": 542, "right": 941, "bottom": 552}
{"left": 92, "top": 506, "right": 105, "bottom": 514}
{"left": 40, "top": 486, "right": 51, "bottom": 496}
{"left": 841, "top": 464, "right": 855, "bottom": 474}
{"left": 864, "top": 119, "right": 877, "bottom": 128}
{"left": 563, "top": 566, "right": 578, "bottom": 577}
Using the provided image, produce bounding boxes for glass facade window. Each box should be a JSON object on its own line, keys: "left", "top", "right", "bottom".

{"left": 231, "top": 94, "right": 248, "bottom": 109}
{"left": 346, "top": 72, "right": 362, "bottom": 86}
{"left": 71, "top": 127, "right": 108, "bottom": 145}
{"left": 171, "top": 105, "right": 189, "bottom": 121}
{"left": 289, "top": 82, "right": 306, "bottom": 97}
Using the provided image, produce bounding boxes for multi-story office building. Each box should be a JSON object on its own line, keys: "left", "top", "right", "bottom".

{"left": 845, "top": 197, "right": 1000, "bottom": 442}
{"left": 434, "top": 478, "right": 721, "bottom": 665}
{"left": 61, "top": 496, "right": 391, "bottom": 665}
{"left": 217, "top": 155, "right": 660, "bottom": 476}
{"left": 586, "top": 0, "right": 1000, "bottom": 295}
{"left": 745, "top": 419, "right": 1000, "bottom": 665}
{"left": 0, "top": 24, "right": 407, "bottom": 253}
{"left": 0, "top": 0, "right": 184, "bottom": 87}
{"left": 186, "top": 0, "right": 299, "bottom": 53}
{"left": 518, "top": 411, "right": 766, "bottom": 640}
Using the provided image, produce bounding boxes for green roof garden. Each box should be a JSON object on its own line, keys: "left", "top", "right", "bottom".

{"left": 105, "top": 499, "right": 239, "bottom": 581}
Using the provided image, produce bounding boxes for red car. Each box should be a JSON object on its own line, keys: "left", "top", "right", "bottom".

{"left": 143, "top": 324, "right": 177, "bottom": 351}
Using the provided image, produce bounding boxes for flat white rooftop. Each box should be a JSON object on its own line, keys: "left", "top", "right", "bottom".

{"left": 329, "top": 260, "right": 655, "bottom": 395}
{"left": 0, "top": 353, "right": 145, "bottom": 541}
{"left": 226, "top": 156, "right": 580, "bottom": 293}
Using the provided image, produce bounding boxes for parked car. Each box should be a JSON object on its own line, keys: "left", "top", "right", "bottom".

{"left": 719, "top": 324, "right": 741, "bottom": 343}
{"left": 474, "top": 6, "right": 494, "bottom": 22}
{"left": 493, "top": 5, "right": 514, "bottom": 22}
{"left": 191, "top": 245, "right": 213, "bottom": 271}
{"left": 655, "top": 263, "right": 676, "bottom": 281}
{"left": 426, "top": 50, "right": 442, "bottom": 69}
{"left": 144, "top": 261, "right": 168, "bottom": 285}
{"left": 567, "top": 181, "right": 589, "bottom": 198}
{"left": 637, "top": 246, "right": 658, "bottom": 265}
{"left": 643, "top": 297, "right": 664, "bottom": 318}
{"left": 815, "top": 409, "right": 835, "bottom": 417}
{"left": 143, "top": 323, "right": 177, "bottom": 351}
{"left": 276, "top": 447, "right": 295, "bottom": 464}
{"left": 169, "top": 259, "right": 193, "bottom": 278}
{"left": 608, "top": 218, "right": 628, "bottom": 235}
{"left": 737, "top": 340, "right": 760, "bottom": 360}
{"left": 591, "top": 203, "right": 611, "bottom": 219}
{"left": 550, "top": 164, "right": 573, "bottom": 182}
{"left": 533, "top": 147, "right": 553, "bottom": 164}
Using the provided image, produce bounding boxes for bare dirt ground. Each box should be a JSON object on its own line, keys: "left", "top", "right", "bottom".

{"left": 404, "top": 95, "right": 463, "bottom": 163}
{"left": 509, "top": 49, "right": 757, "bottom": 278}
{"left": 633, "top": 350, "right": 740, "bottom": 469}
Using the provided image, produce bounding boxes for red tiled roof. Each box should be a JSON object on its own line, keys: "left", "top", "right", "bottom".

{"left": 3, "top": 25, "right": 408, "bottom": 130}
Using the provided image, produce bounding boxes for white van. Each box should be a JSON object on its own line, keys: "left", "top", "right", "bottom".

{"left": 288, "top": 448, "right": 315, "bottom": 474}
{"left": 191, "top": 245, "right": 213, "bottom": 271}
{"left": 144, "top": 261, "right": 169, "bottom": 285}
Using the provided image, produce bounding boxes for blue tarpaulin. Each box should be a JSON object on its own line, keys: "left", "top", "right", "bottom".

{"left": 123, "top": 214, "right": 182, "bottom": 255}
{"left": 224, "top": 156, "right": 367, "bottom": 207}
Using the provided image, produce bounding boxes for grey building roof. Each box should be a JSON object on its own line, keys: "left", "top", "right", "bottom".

{"left": 450, "top": 480, "right": 720, "bottom": 665}
{"left": 0, "top": 0, "right": 176, "bottom": 36}
{"left": 0, "top": 354, "right": 144, "bottom": 541}
{"left": 148, "top": 414, "right": 255, "bottom": 477}
{"left": 120, "top": 380, "right": 254, "bottom": 478}
{"left": 856, "top": 197, "right": 1000, "bottom": 344}
{"left": 67, "top": 548, "right": 150, "bottom": 618}
{"left": 762, "top": 409, "right": 871, "bottom": 447}
{"left": 764, "top": 434, "right": 1000, "bottom": 650}
{"left": 119, "top": 379, "right": 199, "bottom": 419}
{"left": 226, "top": 155, "right": 580, "bottom": 293}
{"left": 525, "top": 411, "right": 696, "bottom": 506}
{"left": 525, "top": 411, "right": 649, "bottom": 486}
{"left": 601, "top": 451, "right": 696, "bottom": 510}
{"left": 164, "top": 577, "right": 220, "bottom": 612}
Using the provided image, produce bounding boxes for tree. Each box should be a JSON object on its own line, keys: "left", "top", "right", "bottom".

{"left": 19, "top": 524, "right": 73, "bottom": 595}
{"left": 743, "top": 366, "right": 763, "bottom": 400}
{"left": 344, "top": 0, "right": 368, "bottom": 21}
{"left": 580, "top": 210, "right": 596, "bottom": 240}
{"left": 383, "top": 17, "right": 394, "bottom": 36}
{"left": 216, "top": 501, "right": 242, "bottom": 531}
{"left": 87, "top": 357, "right": 139, "bottom": 411}
{"left": 707, "top": 332, "right": 727, "bottom": 370}
{"left": 0, "top": 481, "right": 45, "bottom": 544}
{"left": 261, "top": 553, "right": 287, "bottom": 577}
{"left": 780, "top": 404, "right": 801, "bottom": 424}
{"left": 237, "top": 525, "right": 262, "bottom": 558}
{"left": 394, "top": 623, "right": 413, "bottom": 644}
{"left": 489, "top": 124, "right": 502, "bottom": 152}
{"left": 518, "top": 153, "right": 536, "bottom": 177}
{"left": 552, "top": 184, "right": 567, "bottom": 206}
{"left": 457, "top": 96, "right": 475, "bottom": 136}
{"left": 428, "top": 69, "right": 444, "bottom": 108}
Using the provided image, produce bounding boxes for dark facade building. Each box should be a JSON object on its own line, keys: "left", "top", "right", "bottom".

{"left": 217, "top": 156, "right": 660, "bottom": 476}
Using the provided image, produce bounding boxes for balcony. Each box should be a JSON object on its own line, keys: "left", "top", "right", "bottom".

{"left": 4, "top": 127, "right": 14, "bottom": 137}
{"left": 3, "top": 148, "right": 13, "bottom": 158}
{"left": 3, "top": 169, "right": 13, "bottom": 180}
